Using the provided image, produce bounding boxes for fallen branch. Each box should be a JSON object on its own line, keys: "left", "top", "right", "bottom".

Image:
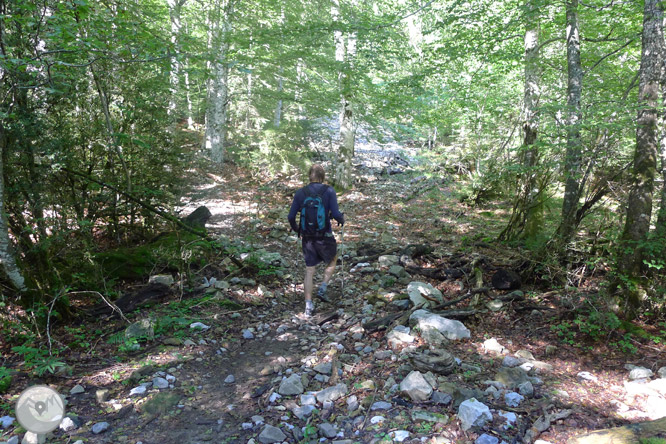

{"left": 524, "top": 407, "right": 573, "bottom": 443}
{"left": 430, "top": 287, "right": 489, "bottom": 310}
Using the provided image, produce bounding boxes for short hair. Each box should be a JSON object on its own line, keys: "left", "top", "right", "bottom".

{"left": 309, "top": 164, "right": 326, "bottom": 183}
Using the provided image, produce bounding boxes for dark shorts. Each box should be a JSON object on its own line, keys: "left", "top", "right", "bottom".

{"left": 302, "top": 234, "right": 337, "bottom": 267}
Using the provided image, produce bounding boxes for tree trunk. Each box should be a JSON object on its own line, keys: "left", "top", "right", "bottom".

{"left": 296, "top": 58, "right": 305, "bottom": 120}
{"left": 558, "top": 0, "right": 583, "bottom": 245}
{"left": 654, "top": 83, "right": 666, "bottom": 241}
{"left": 499, "top": 8, "right": 541, "bottom": 242}
{"left": 332, "top": 0, "right": 356, "bottom": 189}
{"left": 616, "top": 0, "right": 664, "bottom": 315}
{"left": 204, "top": 0, "right": 233, "bottom": 164}
{"left": 274, "top": 65, "right": 284, "bottom": 128}
{"left": 0, "top": 123, "right": 26, "bottom": 293}
{"left": 167, "top": 0, "right": 183, "bottom": 129}
{"left": 522, "top": 15, "right": 542, "bottom": 240}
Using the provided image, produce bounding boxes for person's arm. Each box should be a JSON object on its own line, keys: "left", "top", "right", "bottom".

{"left": 327, "top": 187, "right": 344, "bottom": 226}
{"left": 287, "top": 191, "right": 302, "bottom": 233}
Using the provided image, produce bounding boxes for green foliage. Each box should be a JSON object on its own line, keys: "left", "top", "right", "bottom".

{"left": 11, "top": 346, "right": 65, "bottom": 377}
{"left": 0, "top": 367, "right": 13, "bottom": 394}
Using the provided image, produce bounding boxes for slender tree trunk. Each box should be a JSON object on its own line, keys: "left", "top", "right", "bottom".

{"left": 0, "top": 124, "right": 26, "bottom": 292}
{"left": 167, "top": 0, "right": 183, "bottom": 129}
{"left": 205, "top": 0, "right": 233, "bottom": 164}
{"left": 274, "top": 65, "right": 284, "bottom": 128}
{"left": 90, "top": 64, "right": 131, "bottom": 192}
{"left": 296, "top": 58, "right": 305, "bottom": 120}
{"left": 246, "top": 70, "right": 252, "bottom": 130}
{"left": 558, "top": 0, "right": 583, "bottom": 245}
{"left": 273, "top": 4, "right": 285, "bottom": 128}
{"left": 499, "top": 9, "right": 541, "bottom": 241}
{"left": 616, "top": 0, "right": 664, "bottom": 314}
{"left": 655, "top": 82, "right": 666, "bottom": 240}
{"left": 522, "top": 16, "right": 542, "bottom": 240}
{"left": 332, "top": 0, "right": 356, "bottom": 189}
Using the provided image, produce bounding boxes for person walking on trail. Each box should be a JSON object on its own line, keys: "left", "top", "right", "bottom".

{"left": 288, "top": 164, "right": 344, "bottom": 317}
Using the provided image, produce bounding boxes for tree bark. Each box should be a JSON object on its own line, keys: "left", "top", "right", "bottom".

{"left": 499, "top": 6, "right": 541, "bottom": 241}
{"left": 274, "top": 65, "right": 284, "bottom": 128}
{"left": 558, "top": 0, "right": 584, "bottom": 245}
{"left": 331, "top": 0, "right": 356, "bottom": 190}
{"left": 167, "top": 0, "right": 184, "bottom": 129}
{"left": 522, "top": 13, "right": 542, "bottom": 240}
{"left": 0, "top": 123, "right": 26, "bottom": 292}
{"left": 204, "top": 0, "right": 233, "bottom": 164}
{"left": 616, "top": 0, "right": 664, "bottom": 314}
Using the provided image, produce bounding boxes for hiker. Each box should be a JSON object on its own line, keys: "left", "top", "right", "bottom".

{"left": 288, "top": 164, "right": 344, "bottom": 317}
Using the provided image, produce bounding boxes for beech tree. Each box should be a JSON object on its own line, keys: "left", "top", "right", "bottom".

{"left": 615, "top": 0, "right": 665, "bottom": 315}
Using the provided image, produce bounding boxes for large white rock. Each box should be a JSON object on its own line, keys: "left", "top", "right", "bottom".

{"left": 399, "top": 371, "right": 433, "bottom": 401}
{"left": 407, "top": 282, "right": 444, "bottom": 307}
{"left": 458, "top": 398, "right": 492, "bottom": 431}
{"left": 410, "top": 310, "right": 471, "bottom": 340}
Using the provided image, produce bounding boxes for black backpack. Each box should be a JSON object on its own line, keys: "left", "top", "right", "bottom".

{"left": 299, "top": 185, "right": 328, "bottom": 237}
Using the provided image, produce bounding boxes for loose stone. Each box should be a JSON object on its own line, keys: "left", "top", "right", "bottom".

{"left": 92, "top": 422, "right": 109, "bottom": 434}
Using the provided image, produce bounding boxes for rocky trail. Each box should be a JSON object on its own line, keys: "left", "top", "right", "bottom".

{"left": 3, "top": 152, "right": 666, "bottom": 444}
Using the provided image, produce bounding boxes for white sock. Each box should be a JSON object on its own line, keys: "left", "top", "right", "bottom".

{"left": 306, "top": 300, "right": 314, "bottom": 310}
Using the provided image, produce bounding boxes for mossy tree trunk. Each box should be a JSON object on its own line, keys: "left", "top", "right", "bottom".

{"left": 615, "top": 0, "right": 664, "bottom": 317}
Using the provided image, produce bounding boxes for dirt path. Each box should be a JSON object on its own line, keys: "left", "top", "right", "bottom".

{"left": 9, "top": 156, "right": 666, "bottom": 444}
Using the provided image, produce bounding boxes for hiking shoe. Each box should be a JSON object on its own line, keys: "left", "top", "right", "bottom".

{"left": 304, "top": 306, "right": 314, "bottom": 317}
{"left": 316, "top": 284, "right": 331, "bottom": 303}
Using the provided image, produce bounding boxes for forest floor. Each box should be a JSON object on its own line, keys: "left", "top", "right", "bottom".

{"left": 2, "top": 146, "right": 666, "bottom": 444}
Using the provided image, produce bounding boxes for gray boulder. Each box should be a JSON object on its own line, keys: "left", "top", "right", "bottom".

{"left": 313, "top": 362, "right": 333, "bottom": 375}
{"left": 258, "top": 425, "right": 286, "bottom": 444}
{"left": 386, "top": 328, "right": 415, "bottom": 349}
{"left": 505, "top": 392, "right": 524, "bottom": 407}
{"left": 458, "top": 398, "right": 492, "bottom": 431}
{"left": 91, "top": 422, "right": 109, "bottom": 434}
{"left": 410, "top": 349, "right": 456, "bottom": 375}
{"left": 495, "top": 367, "right": 529, "bottom": 389}
{"left": 318, "top": 423, "right": 338, "bottom": 438}
{"left": 292, "top": 405, "right": 316, "bottom": 420}
{"left": 476, "top": 434, "right": 499, "bottom": 444}
{"left": 278, "top": 374, "right": 304, "bottom": 396}
{"left": 148, "top": 274, "right": 174, "bottom": 286}
{"left": 410, "top": 310, "right": 470, "bottom": 340}
{"left": 399, "top": 371, "right": 433, "bottom": 401}
{"left": 629, "top": 366, "right": 653, "bottom": 380}
{"left": 407, "top": 282, "right": 444, "bottom": 307}
{"left": 125, "top": 318, "right": 155, "bottom": 340}
{"left": 316, "top": 383, "right": 348, "bottom": 403}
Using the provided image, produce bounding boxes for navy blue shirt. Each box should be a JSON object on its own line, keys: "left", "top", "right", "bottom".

{"left": 288, "top": 183, "right": 344, "bottom": 234}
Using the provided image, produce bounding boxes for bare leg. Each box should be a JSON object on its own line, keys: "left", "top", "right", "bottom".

{"left": 304, "top": 266, "right": 316, "bottom": 302}
{"left": 322, "top": 255, "right": 337, "bottom": 285}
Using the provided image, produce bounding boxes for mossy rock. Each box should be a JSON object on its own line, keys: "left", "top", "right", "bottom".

{"left": 141, "top": 392, "right": 180, "bottom": 416}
